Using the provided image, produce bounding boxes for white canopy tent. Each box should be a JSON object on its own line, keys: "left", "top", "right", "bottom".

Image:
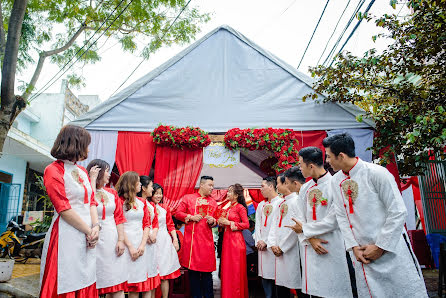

{"left": 71, "top": 25, "right": 374, "bottom": 131}
{"left": 72, "top": 25, "right": 374, "bottom": 188}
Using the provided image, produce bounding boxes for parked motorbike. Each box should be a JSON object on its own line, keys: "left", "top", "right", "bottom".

{"left": 0, "top": 220, "right": 46, "bottom": 263}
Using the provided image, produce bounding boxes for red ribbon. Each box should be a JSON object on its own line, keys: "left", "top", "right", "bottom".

{"left": 264, "top": 207, "right": 270, "bottom": 227}
{"left": 78, "top": 176, "right": 88, "bottom": 204}
{"left": 278, "top": 209, "right": 285, "bottom": 227}
{"left": 348, "top": 187, "right": 354, "bottom": 214}
{"left": 101, "top": 198, "right": 106, "bottom": 220}
{"left": 312, "top": 196, "right": 317, "bottom": 220}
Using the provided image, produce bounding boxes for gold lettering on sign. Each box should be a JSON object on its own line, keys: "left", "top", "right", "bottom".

{"left": 203, "top": 142, "right": 239, "bottom": 168}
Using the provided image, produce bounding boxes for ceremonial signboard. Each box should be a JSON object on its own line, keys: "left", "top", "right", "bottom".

{"left": 23, "top": 211, "right": 44, "bottom": 225}
{"left": 203, "top": 142, "right": 240, "bottom": 168}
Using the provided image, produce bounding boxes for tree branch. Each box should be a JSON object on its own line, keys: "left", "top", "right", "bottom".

{"left": 1, "top": 0, "right": 28, "bottom": 108}
{"left": 0, "top": 1, "right": 6, "bottom": 54}
{"left": 42, "top": 25, "right": 87, "bottom": 57}
{"left": 22, "top": 25, "right": 87, "bottom": 100}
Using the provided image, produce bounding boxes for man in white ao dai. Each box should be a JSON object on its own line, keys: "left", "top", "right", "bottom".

{"left": 323, "top": 133, "right": 428, "bottom": 298}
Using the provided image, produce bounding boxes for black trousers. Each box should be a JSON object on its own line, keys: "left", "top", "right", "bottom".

{"left": 276, "top": 285, "right": 292, "bottom": 298}
{"left": 189, "top": 269, "right": 214, "bottom": 298}
{"left": 276, "top": 286, "right": 309, "bottom": 298}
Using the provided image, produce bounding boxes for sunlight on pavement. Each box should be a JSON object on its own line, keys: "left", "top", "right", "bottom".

{"left": 11, "top": 258, "right": 40, "bottom": 279}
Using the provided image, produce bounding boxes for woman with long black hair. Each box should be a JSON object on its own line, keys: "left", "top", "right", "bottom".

{"left": 138, "top": 176, "right": 160, "bottom": 298}
{"left": 87, "top": 159, "right": 127, "bottom": 298}
{"left": 116, "top": 172, "right": 159, "bottom": 298}
{"left": 218, "top": 183, "right": 250, "bottom": 298}
{"left": 148, "top": 183, "right": 181, "bottom": 298}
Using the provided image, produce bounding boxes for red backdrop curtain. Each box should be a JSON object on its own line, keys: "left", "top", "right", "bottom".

{"left": 295, "top": 130, "right": 327, "bottom": 155}
{"left": 248, "top": 189, "right": 265, "bottom": 210}
{"left": 115, "top": 131, "right": 156, "bottom": 175}
{"left": 154, "top": 146, "right": 203, "bottom": 211}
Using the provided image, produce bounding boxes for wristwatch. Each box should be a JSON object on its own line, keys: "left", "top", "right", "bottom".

{"left": 92, "top": 222, "right": 102, "bottom": 231}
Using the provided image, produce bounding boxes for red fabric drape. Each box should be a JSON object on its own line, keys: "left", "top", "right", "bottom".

{"left": 154, "top": 146, "right": 203, "bottom": 212}
{"left": 248, "top": 189, "right": 265, "bottom": 203}
{"left": 115, "top": 132, "right": 156, "bottom": 175}
{"left": 295, "top": 130, "right": 327, "bottom": 157}
{"left": 378, "top": 146, "right": 402, "bottom": 192}
{"left": 402, "top": 177, "right": 426, "bottom": 233}
{"left": 248, "top": 189, "right": 264, "bottom": 210}
{"left": 208, "top": 189, "right": 228, "bottom": 202}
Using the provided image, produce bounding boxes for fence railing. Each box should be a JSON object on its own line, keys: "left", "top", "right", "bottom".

{"left": 419, "top": 158, "right": 446, "bottom": 235}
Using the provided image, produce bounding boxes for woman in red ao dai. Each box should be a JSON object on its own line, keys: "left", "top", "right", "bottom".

{"left": 218, "top": 184, "right": 250, "bottom": 298}
{"left": 87, "top": 159, "right": 127, "bottom": 297}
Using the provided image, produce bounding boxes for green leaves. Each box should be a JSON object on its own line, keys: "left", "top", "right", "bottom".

{"left": 305, "top": 0, "right": 446, "bottom": 176}
{"left": 3, "top": 0, "right": 210, "bottom": 93}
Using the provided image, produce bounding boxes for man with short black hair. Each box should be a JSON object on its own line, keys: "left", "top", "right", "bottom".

{"left": 267, "top": 172, "right": 303, "bottom": 297}
{"left": 175, "top": 175, "right": 217, "bottom": 298}
{"left": 286, "top": 147, "right": 353, "bottom": 298}
{"left": 255, "top": 176, "right": 281, "bottom": 298}
{"left": 323, "top": 133, "right": 428, "bottom": 297}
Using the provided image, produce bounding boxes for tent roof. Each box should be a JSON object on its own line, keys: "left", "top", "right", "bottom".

{"left": 71, "top": 25, "right": 374, "bottom": 131}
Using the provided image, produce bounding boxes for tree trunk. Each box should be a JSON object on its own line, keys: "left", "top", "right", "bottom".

{"left": 0, "top": 103, "right": 19, "bottom": 154}
{"left": 0, "top": 0, "right": 28, "bottom": 153}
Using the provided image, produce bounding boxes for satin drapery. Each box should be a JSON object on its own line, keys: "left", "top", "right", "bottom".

{"left": 154, "top": 146, "right": 203, "bottom": 211}
{"left": 115, "top": 131, "right": 156, "bottom": 175}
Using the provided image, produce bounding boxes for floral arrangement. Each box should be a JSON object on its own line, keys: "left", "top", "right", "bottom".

{"left": 152, "top": 124, "right": 211, "bottom": 150}
{"left": 224, "top": 128, "right": 300, "bottom": 173}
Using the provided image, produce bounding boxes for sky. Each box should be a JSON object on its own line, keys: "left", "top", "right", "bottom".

{"left": 21, "top": 0, "right": 410, "bottom": 102}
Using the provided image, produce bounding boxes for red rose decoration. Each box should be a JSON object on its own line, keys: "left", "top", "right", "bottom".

{"left": 321, "top": 200, "right": 328, "bottom": 206}
{"left": 224, "top": 128, "right": 300, "bottom": 173}
{"left": 152, "top": 125, "right": 211, "bottom": 149}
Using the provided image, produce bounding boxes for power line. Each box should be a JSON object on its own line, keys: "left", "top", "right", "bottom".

{"left": 321, "top": 0, "right": 366, "bottom": 66}
{"left": 329, "top": 0, "right": 376, "bottom": 67}
{"left": 297, "top": 0, "right": 330, "bottom": 70}
{"left": 108, "top": 0, "right": 192, "bottom": 99}
{"left": 256, "top": 0, "right": 297, "bottom": 34}
{"left": 29, "top": 0, "right": 131, "bottom": 102}
{"left": 316, "top": 0, "right": 352, "bottom": 66}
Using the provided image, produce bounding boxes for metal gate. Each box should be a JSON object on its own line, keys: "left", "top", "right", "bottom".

{"left": 0, "top": 182, "right": 21, "bottom": 233}
{"left": 418, "top": 158, "right": 446, "bottom": 235}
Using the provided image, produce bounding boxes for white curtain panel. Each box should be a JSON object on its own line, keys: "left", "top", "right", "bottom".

{"left": 402, "top": 186, "right": 417, "bottom": 230}
{"left": 78, "top": 130, "right": 118, "bottom": 171}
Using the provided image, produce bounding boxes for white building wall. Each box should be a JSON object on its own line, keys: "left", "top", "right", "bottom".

{"left": 28, "top": 93, "right": 65, "bottom": 148}
{"left": 78, "top": 95, "right": 100, "bottom": 110}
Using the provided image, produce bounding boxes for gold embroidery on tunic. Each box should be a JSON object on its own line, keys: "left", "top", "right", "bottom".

{"left": 95, "top": 191, "right": 109, "bottom": 206}
{"left": 341, "top": 180, "right": 359, "bottom": 202}
{"left": 197, "top": 198, "right": 209, "bottom": 205}
{"left": 280, "top": 203, "right": 288, "bottom": 217}
{"left": 197, "top": 205, "right": 209, "bottom": 217}
{"left": 308, "top": 189, "right": 323, "bottom": 206}
{"left": 71, "top": 170, "right": 82, "bottom": 185}
{"left": 263, "top": 204, "right": 273, "bottom": 217}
